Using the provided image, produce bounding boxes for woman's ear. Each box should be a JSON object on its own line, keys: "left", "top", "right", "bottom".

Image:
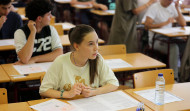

{"left": 73, "top": 43, "right": 79, "bottom": 51}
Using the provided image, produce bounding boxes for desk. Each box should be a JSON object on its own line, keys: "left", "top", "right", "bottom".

{"left": 91, "top": 10, "right": 115, "bottom": 16}
{"left": 54, "top": 22, "right": 75, "bottom": 31}
{"left": 0, "top": 44, "right": 15, "bottom": 51}
{"left": 0, "top": 35, "right": 104, "bottom": 52}
{"left": 150, "top": 26, "right": 190, "bottom": 67}
{"left": 0, "top": 102, "right": 32, "bottom": 111}
{"left": 125, "top": 82, "right": 190, "bottom": 111}
{"left": 54, "top": 0, "right": 71, "bottom": 4}
{"left": 103, "top": 53, "right": 166, "bottom": 72}
{"left": 90, "top": 10, "right": 114, "bottom": 42}
{"left": 150, "top": 26, "right": 190, "bottom": 37}
{"left": 27, "top": 92, "right": 153, "bottom": 111}
{"left": 1, "top": 53, "right": 164, "bottom": 82}
{"left": 181, "top": 8, "right": 190, "bottom": 15}
{"left": 1, "top": 64, "right": 45, "bottom": 82}
{"left": 72, "top": 4, "right": 92, "bottom": 10}
{"left": 0, "top": 65, "right": 10, "bottom": 83}
{"left": 0, "top": 39, "right": 15, "bottom": 51}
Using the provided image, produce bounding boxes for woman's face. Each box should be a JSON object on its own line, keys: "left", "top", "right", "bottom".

{"left": 76, "top": 31, "right": 99, "bottom": 60}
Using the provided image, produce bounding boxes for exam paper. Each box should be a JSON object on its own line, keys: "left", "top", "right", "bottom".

{"left": 13, "top": 62, "right": 52, "bottom": 75}
{"left": 62, "top": 22, "right": 75, "bottom": 29}
{"left": 74, "top": 4, "right": 92, "bottom": 8}
{"left": 103, "top": 10, "right": 115, "bottom": 14}
{"left": 55, "top": 0, "right": 71, "bottom": 2}
{"left": 30, "top": 99, "right": 75, "bottom": 111}
{"left": 0, "top": 39, "right": 14, "bottom": 46}
{"left": 135, "top": 89, "right": 183, "bottom": 104}
{"left": 68, "top": 91, "right": 139, "bottom": 111}
{"left": 105, "top": 59, "right": 133, "bottom": 69}
{"left": 151, "top": 28, "right": 187, "bottom": 34}
{"left": 184, "top": 8, "right": 190, "bottom": 11}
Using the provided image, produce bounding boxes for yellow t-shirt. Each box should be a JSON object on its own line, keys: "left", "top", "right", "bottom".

{"left": 39, "top": 52, "right": 119, "bottom": 93}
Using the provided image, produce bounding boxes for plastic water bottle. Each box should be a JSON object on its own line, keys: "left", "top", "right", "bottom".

{"left": 155, "top": 73, "right": 165, "bottom": 105}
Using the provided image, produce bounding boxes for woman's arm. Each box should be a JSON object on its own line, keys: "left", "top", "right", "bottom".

{"left": 81, "top": 84, "right": 118, "bottom": 97}
{"left": 132, "top": 0, "right": 157, "bottom": 15}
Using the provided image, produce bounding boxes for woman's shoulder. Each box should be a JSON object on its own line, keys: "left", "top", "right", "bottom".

{"left": 54, "top": 52, "right": 72, "bottom": 63}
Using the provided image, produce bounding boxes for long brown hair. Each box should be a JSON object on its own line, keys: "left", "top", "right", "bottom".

{"left": 68, "top": 24, "right": 98, "bottom": 84}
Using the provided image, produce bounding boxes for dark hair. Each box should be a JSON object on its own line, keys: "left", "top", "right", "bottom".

{"left": 68, "top": 24, "right": 98, "bottom": 84}
{"left": 0, "top": 0, "right": 11, "bottom": 5}
{"left": 25, "top": 0, "right": 53, "bottom": 21}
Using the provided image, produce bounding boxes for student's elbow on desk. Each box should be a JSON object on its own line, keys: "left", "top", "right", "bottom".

{"left": 17, "top": 54, "right": 31, "bottom": 64}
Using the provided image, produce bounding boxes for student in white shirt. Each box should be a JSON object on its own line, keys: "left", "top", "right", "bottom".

{"left": 144, "top": 0, "right": 186, "bottom": 80}
{"left": 40, "top": 24, "right": 119, "bottom": 98}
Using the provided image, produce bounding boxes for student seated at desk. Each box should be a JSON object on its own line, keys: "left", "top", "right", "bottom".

{"left": 40, "top": 24, "right": 119, "bottom": 99}
{"left": 71, "top": 0, "right": 93, "bottom": 25}
{"left": 14, "top": 0, "right": 63, "bottom": 64}
{"left": 0, "top": 0, "right": 23, "bottom": 64}
{"left": 92, "top": 0, "right": 115, "bottom": 43}
{"left": 144, "top": 0, "right": 186, "bottom": 80}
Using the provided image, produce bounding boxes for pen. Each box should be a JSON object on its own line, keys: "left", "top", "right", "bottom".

{"left": 10, "top": 74, "right": 29, "bottom": 77}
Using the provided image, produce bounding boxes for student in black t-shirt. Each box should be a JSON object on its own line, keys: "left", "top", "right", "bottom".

{"left": 14, "top": 0, "right": 63, "bottom": 64}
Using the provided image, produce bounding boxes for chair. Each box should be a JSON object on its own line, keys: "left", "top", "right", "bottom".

{"left": 53, "top": 24, "right": 64, "bottom": 36}
{"left": 98, "top": 44, "right": 126, "bottom": 56}
{"left": 50, "top": 16, "right": 56, "bottom": 25}
{"left": 133, "top": 69, "right": 174, "bottom": 88}
{"left": 0, "top": 88, "right": 8, "bottom": 104}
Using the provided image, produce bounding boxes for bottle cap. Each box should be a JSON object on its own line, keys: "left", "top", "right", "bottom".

{"left": 158, "top": 73, "right": 163, "bottom": 76}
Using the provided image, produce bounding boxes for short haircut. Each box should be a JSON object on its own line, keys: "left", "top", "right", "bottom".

{"left": 0, "top": 0, "right": 11, "bottom": 5}
{"left": 25, "top": 0, "right": 53, "bottom": 21}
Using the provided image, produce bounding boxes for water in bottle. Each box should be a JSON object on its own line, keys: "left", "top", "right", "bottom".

{"left": 155, "top": 73, "right": 165, "bottom": 105}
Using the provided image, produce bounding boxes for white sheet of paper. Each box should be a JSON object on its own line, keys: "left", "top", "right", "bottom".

{"left": 68, "top": 91, "right": 139, "bottom": 111}
{"left": 184, "top": 8, "right": 190, "bottom": 11}
{"left": 62, "top": 22, "right": 75, "bottom": 29}
{"left": 103, "top": 10, "right": 115, "bottom": 14}
{"left": 105, "top": 59, "right": 133, "bottom": 69}
{"left": 74, "top": 4, "right": 92, "bottom": 8}
{"left": 135, "top": 89, "right": 183, "bottom": 104}
{"left": 30, "top": 99, "right": 76, "bottom": 111}
{"left": 13, "top": 62, "right": 52, "bottom": 75}
{"left": 0, "top": 39, "right": 14, "bottom": 46}
{"left": 55, "top": 0, "right": 71, "bottom": 2}
{"left": 151, "top": 27, "right": 187, "bottom": 34}
{"left": 184, "top": 16, "right": 190, "bottom": 21}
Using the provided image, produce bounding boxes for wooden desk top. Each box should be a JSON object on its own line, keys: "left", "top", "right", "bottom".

{"left": 0, "top": 45, "right": 15, "bottom": 51}
{"left": 54, "top": 22, "right": 75, "bottom": 31}
{"left": 60, "top": 35, "right": 105, "bottom": 46}
{"left": 27, "top": 92, "right": 153, "bottom": 111}
{"left": 1, "top": 53, "right": 164, "bottom": 82}
{"left": 1, "top": 64, "right": 45, "bottom": 82}
{"left": 0, "top": 39, "right": 15, "bottom": 51}
{"left": 0, "top": 102, "right": 32, "bottom": 111}
{"left": 181, "top": 8, "right": 190, "bottom": 14}
{"left": 54, "top": 0, "right": 71, "bottom": 4}
{"left": 0, "top": 65, "right": 10, "bottom": 83}
{"left": 91, "top": 10, "right": 115, "bottom": 16}
{"left": 103, "top": 53, "right": 166, "bottom": 72}
{"left": 150, "top": 26, "right": 190, "bottom": 37}
{"left": 125, "top": 82, "right": 190, "bottom": 111}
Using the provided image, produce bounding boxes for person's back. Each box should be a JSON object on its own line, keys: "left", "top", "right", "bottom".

{"left": 144, "top": 0, "right": 186, "bottom": 80}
